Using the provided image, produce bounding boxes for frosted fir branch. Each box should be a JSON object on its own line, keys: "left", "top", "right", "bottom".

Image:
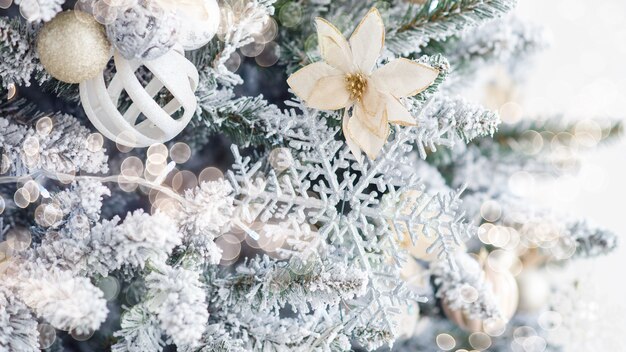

{"left": 352, "top": 325, "right": 395, "bottom": 352}
{"left": 112, "top": 304, "right": 163, "bottom": 352}
{"left": 0, "top": 286, "right": 39, "bottom": 352}
{"left": 424, "top": 16, "right": 549, "bottom": 80}
{"left": 211, "top": 0, "right": 276, "bottom": 86}
{"left": 0, "top": 107, "right": 109, "bottom": 177}
{"left": 144, "top": 265, "right": 209, "bottom": 348}
{"left": 0, "top": 18, "right": 45, "bottom": 89}
{"left": 567, "top": 220, "right": 618, "bottom": 259}
{"left": 187, "top": 85, "right": 282, "bottom": 149}
{"left": 498, "top": 116, "right": 624, "bottom": 147}
{"left": 13, "top": 0, "right": 65, "bottom": 22}
{"left": 211, "top": 310, "right": 326, "bottom": 351}
{"left": 431, "top": 252, "right": 500, "bottom": 320}
{"left": 386, "top": 0, "right": 518, "bottom": 55}
{"left": 179, "top": 324, "right": 246, "bottom": 352}
{"left": 87, "top": 210, "right": 181, "bottom": 275}
{"left": 410, "top": 95, "right": 500, "bottom": 158}
{"left": 211, "top": 255, "right": 368, "bottom": 314}
{"left": 176, "top": 180, "right": 234, "bottom": 264}
{"left": 35, "top": 209, "right": 181, "bottom": 276}
{"left": 7, "top": 260, "right": 108, "bottom": 334}
{"left": 53, "top": 180, "right": 111, "bottom": 223}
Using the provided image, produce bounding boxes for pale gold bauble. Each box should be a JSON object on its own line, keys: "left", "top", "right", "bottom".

{"left": 37, "top": 11, "right": 112, "bottom": 83}
{"left": 516, "top": 269, "right": 550, "bottom": 313}
{"left": 443, "top": 255, "right": 519, "bottom": 332}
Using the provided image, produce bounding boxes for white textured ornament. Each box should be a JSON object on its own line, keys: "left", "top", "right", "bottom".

{"left": 79, "top": 47, "right": 199, "bottom": 147}
{"left": 156, "top": 0, "right": 220, "bottom": 50}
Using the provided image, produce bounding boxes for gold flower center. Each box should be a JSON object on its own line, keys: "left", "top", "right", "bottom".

{"left": 345, "top": 72, "right": 368, "bottom": 101}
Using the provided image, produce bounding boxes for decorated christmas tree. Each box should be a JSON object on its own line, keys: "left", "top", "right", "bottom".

{"left": 0, "top": 0, "right": 620, "bottom": 351}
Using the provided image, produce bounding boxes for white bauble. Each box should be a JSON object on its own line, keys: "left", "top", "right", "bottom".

{"left": 516, "top": 269, "right": 550, "bottom": 313}
{"left": 79, "top": 46, "right": 199, "bottom": 147}
{"left": 156, "top": 0, "right": 221, "bottom": 50}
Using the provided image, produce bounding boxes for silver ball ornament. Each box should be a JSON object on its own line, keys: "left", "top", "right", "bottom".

{"left": 106, "top": 0, "right": 179, "bottom": 60}
{"left": 36, "top": 11, "right": 112, "bottom": 83}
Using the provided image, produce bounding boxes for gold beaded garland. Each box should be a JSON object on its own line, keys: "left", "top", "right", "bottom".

{"left": 37, "top": 11, "right": 112, "bottom": 84}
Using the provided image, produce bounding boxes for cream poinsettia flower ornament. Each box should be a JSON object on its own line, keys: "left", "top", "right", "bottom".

{"left": 287, "top": 8, "right": 439, "bottom": 161}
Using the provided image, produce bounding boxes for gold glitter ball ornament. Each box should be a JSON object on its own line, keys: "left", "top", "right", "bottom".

{"left": 37, "top": 11, "right": 112, "bottom": 84}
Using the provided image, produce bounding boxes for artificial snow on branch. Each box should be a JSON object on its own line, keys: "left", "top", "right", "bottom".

{"left": 387, "top": 0, "right": 518, "bottom": 55}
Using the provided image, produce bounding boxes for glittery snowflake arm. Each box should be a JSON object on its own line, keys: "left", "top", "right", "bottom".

{"left": 386, "top": 0, "right": 518, "bottom": 56}
{"left": 0, "top": 18, "right": 45, "bottom": 90}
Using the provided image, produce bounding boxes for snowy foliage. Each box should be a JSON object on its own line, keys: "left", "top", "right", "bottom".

{"left": 178, "top": 180, "right": 234, "bottom": 263}
{"left": 14, "top": 0, "right": 65, "bottom": 22}
{"left": 431, "top": 252, "right": 500, "bottom": 320}
{"left": 0, "top": 18, "right": 44, "bottom": 89}
{"left": 0, "top": 112, "right": 108, "bottom": 176}
{"left": 145, "top": 265, "right": 209, "bottom": 348}
{"left": 385, "top": 0, "right": 518, "bottom": 56}
{"left": 112, "top": 303, "right": 163, "bottom": 352}
{"left": 0, "top": 0, "right": 619, "bottom": 351}
{"left": 0, "top": 286, "right": 39, "bottom": 352}
{"left": 5, "top": 261, "right": 108, "bottom": 334}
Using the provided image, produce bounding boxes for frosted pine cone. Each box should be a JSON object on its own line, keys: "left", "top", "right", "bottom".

{"left": 106, "top": 0, "right": 179, "bottom": 60}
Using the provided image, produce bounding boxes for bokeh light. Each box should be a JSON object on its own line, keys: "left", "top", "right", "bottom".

{"left": 36, "top": 116, "right": 53, "bottom": 136}
{"left": 435, "top": 333, "right": 456, "bottom": 350}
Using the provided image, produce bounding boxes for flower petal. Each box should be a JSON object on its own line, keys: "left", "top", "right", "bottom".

{"left": 316, "top": 17, "right": 353, "bottom": 72}
{"left": 356, "top": 100, "right": 387, "bottom": 138}
{"left": 349, "top": 8, "right": 385, "bottom": 74}
{"left": 308, "top": 75, "right": 353, "bottom": 110}
{"left": 342, "top": 110, "right": 363, "bottom": 164}
{"left": 360, "top": 78, "right": 384, "bottom": 116}
{"left": 287, "top": 61, "right": 344, "bottom": 107}
{"left": 347, "top": 108, "right": 389, "bottom": 160}
{"left": 371, "top": 58, "right": 439, "bottom": 98}
{"left": 385, "top": 95, "right": 416, "bottom": 126}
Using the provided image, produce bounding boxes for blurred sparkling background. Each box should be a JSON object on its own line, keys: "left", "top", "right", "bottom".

{"left": 510, "top": 0, "right": 626, "bottom": 341}
{"left": 516, "top": 0, "right": 626, "bottom": 291}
